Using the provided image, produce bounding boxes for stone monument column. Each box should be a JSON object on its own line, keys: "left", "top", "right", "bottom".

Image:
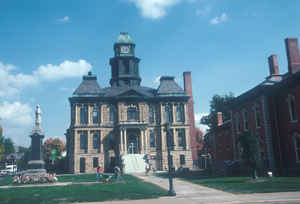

{"left": 28, "top": 105, "right": 46, "bottom": 171}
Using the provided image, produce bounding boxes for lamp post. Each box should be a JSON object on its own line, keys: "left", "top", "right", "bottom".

{"left": 164, "top": 123, "right": 176, "bottom": 196}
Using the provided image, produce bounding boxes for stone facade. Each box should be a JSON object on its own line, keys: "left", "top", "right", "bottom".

{"left": 65, "top": 33, "right": 194, "bottom": 174}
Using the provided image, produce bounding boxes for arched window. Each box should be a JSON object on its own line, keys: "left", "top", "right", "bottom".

{"left": 149, "top": 105, "right": 154, "bottom": 124}
{"left": 92, "top": 107, "right": 100, "bottom": 124}
{"left": 127, "top": 106, "right": 138, "bottom": 121}
{"left": 150, "top": 131, "right": 156, "bottom": 148}
{"left": 235, "top": 113, "right": 241, "bottom": 133}
{"left": 109, "top": 106, "right": 115, "bottom": 123}
{"left": 242, "top": 109, "right": 248, "bottom": 131}
{"left": 80, "top": 106, "right": 88, "bottom": 124}
{"left": 93, "top": 131, "right": 100, "bottom": 151}
{"left": 254, "top": 103, "right": 261, "bottom": 128}
{"left": 293, "top": 133, "right": 300, "bottom": 162}
{"left": 287, "top": 94, "right": 297, "bottom": 122}
{"left": 165, "top": 104, "right": 173, "bottom": 124}
{"left": 176, "top": 104, "right": 185, "bottom": 122}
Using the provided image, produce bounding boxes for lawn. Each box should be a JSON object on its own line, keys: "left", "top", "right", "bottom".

{"left": 57, "top": 173, "right": 103, "bottom": 182}
{"left": 0, "top": 175, "right": 168, "bottom": 204}
{"left": 181, "top": 176, "right": 300, "bottom": 194}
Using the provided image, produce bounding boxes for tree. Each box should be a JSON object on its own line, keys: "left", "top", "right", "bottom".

{"left": 3, "top": 138, "right": 15, "bottom": 155}
{"left": 238, "top": 131, "right": 261, "bottom": 179}
{"left": 43, "top": 138, "right": 66, "bottom": 172}
{"left": 201, "top": 93, "right": 235, "bottom": 129}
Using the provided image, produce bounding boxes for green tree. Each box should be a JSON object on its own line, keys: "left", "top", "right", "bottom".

{"left": 201, "top": 93, "right": 235, "bottom": 129}
{"left": 43, "top": 138, "right": 66, "bottom": 173}
{"left": 3, "top": 138, "right": 15, "bottom": 155}
{"left": 238, "top": 131, "right": 261, "bottom": 179}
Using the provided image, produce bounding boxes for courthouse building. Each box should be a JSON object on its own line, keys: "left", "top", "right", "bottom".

{"left": 65, "top": 33, "right": 196, "bottom": 173}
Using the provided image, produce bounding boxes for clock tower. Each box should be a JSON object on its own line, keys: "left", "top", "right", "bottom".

{"left": 110, "top": 32, "right": 141, "bottom": 87}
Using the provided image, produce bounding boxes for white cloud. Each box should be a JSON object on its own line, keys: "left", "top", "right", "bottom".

{"left": 34, "top": 60, "right": 92, "bottom": 81}
{"left": 0, "top": 101, "right": 33, "bottom": 126}
{"left": 57, "top": 16, "right": 70, "bottom": 23}
{"left": 195, "top": 112, "right": 209, "bottom": 134}
{"left": 0, "top": 62, "right": 39, "bottom": 97}
{"left": 196, "top": 5, "right": 211, "bottom": 16}
{"left": 0, "top": 60, "right": 92, "bottom": 98}
{"left": 153, "top": 76, "right": 162, "bottom": 84}
{"left": 128, "top": 0, "right": 181, "bottom": 19}
{"left": 210, "top": 13, "right": 228, "bottom": 24}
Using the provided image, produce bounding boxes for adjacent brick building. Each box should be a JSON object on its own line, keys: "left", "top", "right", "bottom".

{"left": 65, "top": 33, "right": 195, "bottom": 173}
{"left": 210, "top": 38, "right": 300, "bottom": 175}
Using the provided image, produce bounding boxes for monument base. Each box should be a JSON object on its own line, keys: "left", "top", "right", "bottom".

{"left": 28, "top": 160, "right": 46, "bottom": 170}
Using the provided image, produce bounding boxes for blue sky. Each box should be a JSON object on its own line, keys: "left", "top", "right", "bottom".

{"left": 0, "top": 0, "right": 300, "bottom": 146}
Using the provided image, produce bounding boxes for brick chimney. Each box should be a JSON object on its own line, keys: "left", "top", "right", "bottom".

{"left": 285, "top": 38, "right": 300, "bottom": 74}
{"left": 183, "top": 72, "right": 197, "bottom": 161}
{"left": 268, "top": 55, "right": 279, "bottom": 75}
{"left": 217, "top": 112, "right": 223, "bottom": 126}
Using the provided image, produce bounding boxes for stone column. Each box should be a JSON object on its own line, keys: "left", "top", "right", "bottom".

{"left": 120, "top": 129, "right": 123, "bottom": 152}
{"left": 172, "top": 103, "right": 176, "bottom": 124}
{"left": 124, "top": 129, "right": 127, "bottom": 154}
{"left": 140, "top": 130, "right": 144, "bottom": 154}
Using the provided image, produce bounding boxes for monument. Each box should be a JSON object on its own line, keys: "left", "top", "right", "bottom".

{"left": 27, "top": 104, "right": 46, "bottom": 173}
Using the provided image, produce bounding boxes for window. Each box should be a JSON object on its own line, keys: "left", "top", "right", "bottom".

{"left": 149, "top": 105, "right": 154, "bottom": 124}
{"left": 93, "top": 157, "right": 99, "bottom": 168}
{"left": 165, "top": 104, "right": 173, "bottom": 124}
{"left": 235, "top": 113, "right": 241, "bottom": 133}
{"left": 176, "top": 104, "right": 185, "bottom": 122}
{"left": 109, "top": 106, "right": 115, "bottom": 123}
{"left": 93, "top": 107, "right": 100, "bottom": 124}
{"left": 294, "top": 133, "right": 300, "bottom": 162}
{"left": 287, "top": 94, "right": 297, "bottom": 122}
{"left": 177, "top": 129, "right": 186, "bottom": 148}
{"left": 80, "top": 131, "right": 88, "bottom": 150}
{"left": 93, "top": 131, "right": 100, "bottom": 150}
{"left": 242, "top": 110, "right": 249, "bottom": 131}
{"left": 180, "top": 155, "right": 185, "bottom": 166}
{"left": 254, "top": 104, "right": 261, "bottom": 128}
{"left": 127, "top": 106, "right": 138, "bottom": 120}
{"left": 80, "top": 106, "right": 88, "bottom": 124}
{"left": 166, "top": 129, "right": 174, "bottom": 150}
{"left": 150, "top": 131, "right": 156, "bottom": 148}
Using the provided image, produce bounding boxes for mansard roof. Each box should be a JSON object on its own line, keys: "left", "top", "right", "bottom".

{"left": 73, "top": 72, "right": 101, "bottom": 96}
{"left": 100, "top": 86, "right": 155, "bottom": 98}
{"left": 157, "top": 76, "right": 185, "bottom": 96}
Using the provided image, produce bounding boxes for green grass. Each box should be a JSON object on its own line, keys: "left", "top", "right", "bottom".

{"left": 0, "top": 176, "right": 13, "bottom": 186}
{"left": 57, "top": 173, "right": 103, "bottom": 182}
{"left": 0, "top": 175, "right": 168, "bottom": 204}
{"left": 181, "top": 176, "right": 300, "bottom": 194}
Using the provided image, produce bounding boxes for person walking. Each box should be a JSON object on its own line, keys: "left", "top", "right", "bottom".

{"left": 114, "top": 166, "right": 120, "bottom": 182}
{"left": 96, "top": 165, "right": 103, "bottom": 181}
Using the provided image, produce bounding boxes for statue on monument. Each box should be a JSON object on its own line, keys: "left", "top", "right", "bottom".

{"left": 27, "top": 104, "right": 46, "bottom": 171}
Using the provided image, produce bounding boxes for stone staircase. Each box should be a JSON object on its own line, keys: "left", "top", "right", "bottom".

{"left": 122, "top": 154, "right": 146, "bottom": 174}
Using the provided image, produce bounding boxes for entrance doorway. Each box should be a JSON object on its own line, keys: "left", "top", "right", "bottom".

{"left": 127, "top": 134, "right": 140, "bottom": 154}
{"left": 80, "top": 157, "right": 85, "bottom": 173}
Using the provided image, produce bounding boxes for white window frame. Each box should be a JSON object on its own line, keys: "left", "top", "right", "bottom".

{"left": 242, "top": 109, "right": 249, "bottom": 131}
{"left": 293, "top": 133, "right": 300, "bottom": 163}
{"left": 253, "top": 103, "right": 261, "bottom": 128}
{"left": 287, "top": 94, "right": 298, "bottom": 123}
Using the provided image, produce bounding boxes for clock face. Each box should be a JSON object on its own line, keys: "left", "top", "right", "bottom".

{"left": 121, "top": 46, "right": 130, "bottom": 54}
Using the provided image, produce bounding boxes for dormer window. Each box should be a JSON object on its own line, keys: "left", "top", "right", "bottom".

{"left": 287, "top": 94, "right": 297, "bottom": 122}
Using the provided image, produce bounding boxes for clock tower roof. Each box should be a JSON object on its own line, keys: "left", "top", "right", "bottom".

{"left": 116, "top": 32, "right": 134, "bottom": 44}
